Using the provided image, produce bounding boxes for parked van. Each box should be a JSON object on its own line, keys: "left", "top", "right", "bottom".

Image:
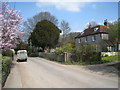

{"left": 17, "top": 50, "right": 27, "bottom": 62}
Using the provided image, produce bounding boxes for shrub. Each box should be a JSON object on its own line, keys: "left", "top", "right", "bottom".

{"left": 28, "top": 53, "right": 38, "bottom": 57}
{"left": 54, "top": 47, "right": 63, "bottom": 54}
{"left": 0, "top": 54, "right": 2, "bottom": 83}
{"left": 62, "top": 43, "right": 74, "bottom": 53}
{"left": 2, "top": 50, "right": 12, "bottom": 57}
{"left": 71, "top": 44, "right": 101, "bottom": 62}
{"left": 54, "top": 43, "right": 75, "bottom": 54}
{"left": 2, "top": 56, "right": 12, "bottom": 85}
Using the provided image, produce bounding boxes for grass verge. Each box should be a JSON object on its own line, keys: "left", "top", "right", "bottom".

{"left": 39, "top": 55, "right": 119, "bottom": 65}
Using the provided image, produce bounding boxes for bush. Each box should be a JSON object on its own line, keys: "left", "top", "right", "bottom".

{"left": 71, "top": 44, "right": 101, "bottom": 62}
{"left": 28, "top": 53, "right": 38, "bottom": 57}
{"left": 63, "top": 43, "right": 74, "bottom": 53}
{"left": 2, "top": 50, "right": 12, "bottom": 57}
{"left": 2, "top": 56, "right": 12, "bottom": 85}
{"left": 54, "top": 43, "right": 74, "bottom": 54}
{"left": 0, "top": 54, "right": 2, "bottom": 84}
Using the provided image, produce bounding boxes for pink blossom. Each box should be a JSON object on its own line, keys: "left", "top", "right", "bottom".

{"left": 0, "top": 2, "right": 23, "bottom": 49}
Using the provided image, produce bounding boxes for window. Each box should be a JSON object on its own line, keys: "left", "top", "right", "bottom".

{"left": 85, "top": 37, "right": 87, "bottom": 42}
{"left": 119, "top": 44, "right": 120, "bottom": 51}
{"left": 92, "top": 35, "right": 96, "bottom": 41}
{"left": 94, "top": 27, "right": 99, "bottom": 31}
{"left": 101, "top": 34, "right": 108, "bottom": 40}
{"left": 78, "top": 38, "right": 81, "bottom": 43}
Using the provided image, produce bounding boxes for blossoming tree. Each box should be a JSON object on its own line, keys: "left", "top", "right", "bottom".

{"left": 0, "top": 2, "right": 22, "bottom": 50}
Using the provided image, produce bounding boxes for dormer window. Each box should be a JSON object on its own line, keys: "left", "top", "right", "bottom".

{"left": 94, "top": 27, "right": 99, "bottom": 31}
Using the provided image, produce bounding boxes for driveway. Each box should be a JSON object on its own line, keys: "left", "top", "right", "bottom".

{"left": 4, "top": 57, "right": 118, "bottom": 88}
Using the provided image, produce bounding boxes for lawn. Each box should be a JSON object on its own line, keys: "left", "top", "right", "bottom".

{"left": 102, "top": 55, "right": 120, "bottom": 62}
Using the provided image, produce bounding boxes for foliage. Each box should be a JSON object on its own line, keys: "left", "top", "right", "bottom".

{"left": 62, "top": 43, "right": 74, "bottom": 53}
{"left": 58, "top": 32, "right": 79, "bottom": 46}
{"left": 0, "top": 54, "right": 2, "bottom": 84}
{"left": 15, "top": 41, "right": 28, "bottom": 53}
{"left": 102, "top": 55, "right": 120, "bottom": 62}
{"left": 28, "top": 53, "right": 38, "bottom": 57}
{"left": 60, "top": 20, "right": 71, "bottom": 45}
{"left": 55, "top": 43, "right": 74, "bottom": 54}
{"left": 2, "top": 49, "right": 12, "bottom": 57}
{"left": 71, "top": 44, "right": 101, "bottom": 62}
{"left": 109, "top": 19, "right": 120, "bottom": 42}
{"left": 22, "top": 11, "right": 58, "bottom": 42}
{"left": 2, "top": 56, "right": 12, "bottom": 85}
{"left": 27, "top": 46, "right": 37, "bottom": 56}
{"left": 29, "top": 20, "right": 60, "bottom": 51}
{"left": 60, "top": 20, "right": 71, "bottom": 37}
{"left": 0, "top": 2, "right": 23, "bottom": 49}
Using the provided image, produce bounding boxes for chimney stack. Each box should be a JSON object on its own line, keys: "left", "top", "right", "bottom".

{"left": 88, "top": 23, "right": 92, "bottom": 29}
{"left": 104, "top": 19, "right": 108, "bottom": 26}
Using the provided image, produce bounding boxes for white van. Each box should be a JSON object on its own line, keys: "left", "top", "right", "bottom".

{"left": 17, "top": 50, "right": 27, "bottom": 62}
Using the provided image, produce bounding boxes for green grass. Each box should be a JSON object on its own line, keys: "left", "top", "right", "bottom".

{"left": 102, "top": 55, "right": 120, "bottom": 62}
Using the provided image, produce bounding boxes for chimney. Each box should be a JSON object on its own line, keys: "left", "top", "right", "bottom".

{"left": 104, "top": 19, "right": 108, "bottom": 26}
{"left": 88, "top": 23, "right": 92, "bottom": 29}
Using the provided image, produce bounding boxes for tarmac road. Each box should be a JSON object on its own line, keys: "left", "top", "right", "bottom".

{"left": 4, "top": 57, "right": 118, "bottom": 88}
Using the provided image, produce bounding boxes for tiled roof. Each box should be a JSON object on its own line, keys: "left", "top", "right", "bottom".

{"left": 75, "top": 25, "right": 109, "bottom": 38}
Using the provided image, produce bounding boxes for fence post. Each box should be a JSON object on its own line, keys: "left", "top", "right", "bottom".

{"left": 64, "top": 52, "right": 67, "bottom": 62}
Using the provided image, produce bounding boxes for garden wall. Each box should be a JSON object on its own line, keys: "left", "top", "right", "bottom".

{"left": 39, "top": 52, "right": 65, "bottom": 62}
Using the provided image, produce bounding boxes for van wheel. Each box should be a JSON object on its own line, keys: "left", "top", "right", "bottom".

{"left": 25, "top": 59, "right": 27, "bottom": 62}
{"left": 17, "top": 59, "right": 19, "bottom": 62}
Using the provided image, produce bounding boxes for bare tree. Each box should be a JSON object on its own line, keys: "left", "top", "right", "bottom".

{"left": 60, "top": 20, "right": 71, "bottom": 39}
{"left": 22, "top": 12, "right": 58, "bottom": 42}
{"left": 86, "top": 21, "right": 98, "bottom": 28}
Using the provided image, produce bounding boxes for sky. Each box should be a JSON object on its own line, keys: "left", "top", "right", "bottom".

{"left": 8, "top": 1, "right": 118, "bottom": 32}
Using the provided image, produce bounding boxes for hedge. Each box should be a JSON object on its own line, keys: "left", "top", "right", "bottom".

{"left": 2, "top": 56, "right": 12, "bottom": 86}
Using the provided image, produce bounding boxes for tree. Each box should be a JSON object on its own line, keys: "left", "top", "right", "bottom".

{"left": 29, "top": 20, "right": 60, "bottom": 51}
{"left": 60, "top": 20, "right": 71, "bottom": 38}
{"left": 86, "top": 21, "right": 98, "bottom": 28}
{"left": 0, "top": 2, "right": 22, "bottom": 50}
{"left": 58, "top": 32, "right": 79, "bottom": 46}
{"left": 109, "top": 19, "right": 120, "bottom": 43}
{"left": 22, "top": 12, "right": 58, "bottom": 42}
{"left": 60, "top": 20, "right": 71, "bottom": 45}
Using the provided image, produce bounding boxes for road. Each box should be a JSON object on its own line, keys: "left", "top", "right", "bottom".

{"left": 4, "top": 57, "right": 118, "bottom": 88}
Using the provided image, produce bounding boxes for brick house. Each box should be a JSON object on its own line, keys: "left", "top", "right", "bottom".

{"left": 75, "top": 20, "right": 119, "bottom": 52}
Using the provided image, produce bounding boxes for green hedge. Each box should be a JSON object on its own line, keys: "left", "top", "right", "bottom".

{"left": 2, "top": 56, "right": 12, "bottom": 86}
{"left": 71, "top": 45, "right": 101, "bottom": 62}
{"left": 0, "top": 54, "right": 2, "bottom": 84}
{"left": 28, "top": 53, "right": 38, "bottom": 57}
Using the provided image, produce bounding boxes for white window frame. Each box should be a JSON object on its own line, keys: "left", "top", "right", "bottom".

{"left": 101, "top": 33, "right": 108, "bottom": 40}
{"left": 92, "top": 35, "right": 96, "bottom": 42}
{"left": 85, "top": 37, "right": 87, "bottom": 42}
{"left": 118, "top": 44, "right": 120, "bottom": 51}
{"left": 78, "top": 38, "right": 81, "bottom": 43}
